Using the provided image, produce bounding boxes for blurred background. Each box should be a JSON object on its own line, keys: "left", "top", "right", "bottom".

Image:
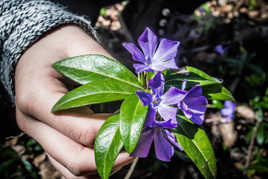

{"left": 1, "top": 0, "right": 268, "bottom": 178}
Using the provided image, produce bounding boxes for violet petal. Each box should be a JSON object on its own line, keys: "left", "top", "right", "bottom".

{"left": 131, "top": 127, "right": 154, "bottom": 158}
{"left": 154, "top": 128, "right": 174, "bottom": 162}
{"left": 133, "top": 63, "right": 153, "bottom": 74}
{"left": 161, "top": 87, "right": 186, "bottom": 105}
{"left": 122, "top": 42, "right": 146, "bottom": 63}
{"left": 184, "top": 85, "right": 203, "bottom": 99}
{"left": 190, "top": 113, "right": 205, "bottom": 125}
{"left": 224, "top": 100, "right": 236, "bottom": 110}
{"left": 220, "top": 100, "right": 236, "bottom": 122}
{"left": 164, "top": 130, "right": 183, "bottom": 151}
{"left": 138, "top": 27, "right": 158, "bottom": 59}
{"left": 149, "top": 72, "right": 164, "bottom": 96}
{"left": 136, "top": 91, "right": 153, "bottom": 106}
{"left": 220, "top": 108, "right": 233, "bottom": 117}
{"left": 151, "top": 58, "right": 178, "bottom": 71}
{"left": 145, "top": 107, "right": 157, "bottom": 128}
{"left": 180, "top": 100, "right": 206, "bottom": 125}
{"left": 215, "top": 45, "right": 225, "bottom": 55}
{"left": 158, "top": 105, "right": 177, "bottom": 122}
{"left": 155, "top": 119, "right": 177, "bottom": 129}
{"left": 153, "top": 38, "right": 180, "bottom": 62}
{"left": 184, "top": 96, "right": 208, "bottom": 113}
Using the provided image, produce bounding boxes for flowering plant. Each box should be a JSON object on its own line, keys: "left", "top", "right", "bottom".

{"left": 52, "top": 28, "right": 234, "bottom": 179}
{"left": 221, "top": 100, "right": 236, "bottom": 123}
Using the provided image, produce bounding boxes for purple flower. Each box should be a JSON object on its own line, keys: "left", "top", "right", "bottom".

{"left": 131, "top": 118, "right": 182, "bottom": 161}
{"left": 136, "top": 72, "right": 184, "bottom": 127}
{"left": 178, "top": 80, "right": 208, "bottom": 125}
{"left": 189, "top": 30, "right": 200, "bottom": 38}
{"left": 123, "top": 27, "right": 180, "bottom": 74}
{"left": 220, "top": 100, "right": 236, "bottom": 123}
{"left": 199, "top": 8, "right": 206, "bottom": 14}
{"left": 133, "top": 72, "right": 184, "bottom": 161}
{"left": 215, "top": 45, "right": 225, "bottom": 55}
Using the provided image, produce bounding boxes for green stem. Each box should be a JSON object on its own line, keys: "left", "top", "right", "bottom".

{"left": 124, "top": 157, "right": 139, "bottom": 179}
{"left": 145, "top": 72, "right": 149, "bottom": 89}
{"left": 206, "top": 104, "right": 216, "bottom": 108}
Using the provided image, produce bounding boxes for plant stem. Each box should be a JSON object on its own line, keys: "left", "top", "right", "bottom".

{"left": 245, "top": 120, "right": 260, "bottom": 168}
{"left": 206, "top": 104, "right": 216, "bottom": 108}
{"left": 145, "top": 72, "right": 149, "bottom": 89}
{"left": 124, "top": 157, "right": 139, "bottom": 179}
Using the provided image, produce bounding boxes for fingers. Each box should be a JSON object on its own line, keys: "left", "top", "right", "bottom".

{"left": 47, "top": 154, "right": 98, "bottom": 179}
{"left": 16, "top": 66, "right": 111, "bottom": 146}
{"left": 14, "top": 25, "right": 117, "bottom": 147}
{"left": 16, "top": 110, "right": 132, "bottom": 176}
{"left": 16, "top": 109, "right": 97, "bottom": 175}
{"left": 15, "top": 46, "right": 113, "bottom": 146}
{"left": 14, "top": 24, "right": 134, "bottom": 177}
{"left": 48, "top": 154, "right": 130, "bottom": 179}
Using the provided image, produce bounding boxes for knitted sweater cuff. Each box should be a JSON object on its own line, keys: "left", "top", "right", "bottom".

{"left": 0, "top": 0, "right": 97, "bottom": 103}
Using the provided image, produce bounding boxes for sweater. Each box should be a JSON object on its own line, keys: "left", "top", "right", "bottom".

{"left": 0, "top": 0, "right": 98, "bottom": 103}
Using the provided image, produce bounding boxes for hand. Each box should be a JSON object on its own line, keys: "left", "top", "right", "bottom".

{"left": 15, "top": 25, "right": 132, "bottom": 178}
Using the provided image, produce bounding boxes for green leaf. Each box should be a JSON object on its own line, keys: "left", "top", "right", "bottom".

{"left": 174, "top": 117, "right": 216, "bottom": 179}
{"left": 186, "top": 66, "right": 219, "bottom": 82}
{"left": 94, "top": 114, "right": 123, "bottom": 179}
{"left": 120, "top": 95, "right": 148, "bottom": 153}
{"left": 203, "top": 85, "right": 234, "bottom": 101}
{"left": 22, "top": 159, "right": 39, "bottom": 179}
{"left": 165, "top": 66, "right": 234, "bottom": 101}
{"left": 165, "top": 66, "right": 219, "bottom": 85}
{"left": 0, "top": 158, "right": 17, "bottom": 172}
{"left": 53, "top": 54, "right": 142, "bottom": 89}
{"left": 212, "top": 100, "right": 223, "bottom": 109}
{"left": 265, "top": 87, "right": 268, "bottom": 96}
{"left": 248, "top": 159, "right": 268, "bottom": 173}
{"left": 52, "top": 79, "right": 139, "bottom": 112}
{"left": 100, "top": 8, "right": 107, "bottom": 16}
{"left": 256, "top": 108, "right": 263, "bottom": 122}
{"left": 257, "top": 122, "right": 264, "bottom": 145}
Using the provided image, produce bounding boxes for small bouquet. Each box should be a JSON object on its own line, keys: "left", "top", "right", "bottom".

{"left": 52, "top": 27, "right": 234, "bottom": 179}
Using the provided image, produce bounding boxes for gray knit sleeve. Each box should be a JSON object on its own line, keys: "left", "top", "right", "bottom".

{"left": 0, "top": 0, "right": 98, "bottom": 103}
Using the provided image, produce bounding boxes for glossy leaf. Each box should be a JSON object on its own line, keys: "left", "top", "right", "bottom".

{"left": 120, "top": 95, "right": 148, "bottom": 153}
{"left": 52, "top": 79, "right": 139, "bottom": 112}
{"left": 203, "top": 85, "right": 234, "bottom": 101}
{"left": 174, "top": 116, "right": 217, "bottom": 179}
{"left": 53, "top": 54, "right": 143, "bottom": 89}
{"left": 94, "top": 114, "right": 123, "bottom": 179}
{"left": 186, "top": 66, "right": 219, "bottom": 82}
{"left": 257, "top": 122, "right": 264, "bottom": 145}
{"left": 212, "top": 100, "right": 223, "bottom": 109}
{"left": 165, "top": 66, "right": 219, "bottom": 86}
{"left": 165, "top": 66, "right": 234, "bottom": 101}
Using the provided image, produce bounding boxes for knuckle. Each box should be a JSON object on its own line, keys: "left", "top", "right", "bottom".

{"left": 70, "top": 127, "right": 95, "bottom": 147}
{"left": 79, "top": 127, "right": 95, "bottom": 146}
{"left": 15, "top": 112, "right": 26, "bottom": 132}
{"left": 16, "top": 92, "right": 36, "bottom": 114}
{"left": 68, "top": 164, "right": 82, "bottom": 176}
{"left": 66, "top": 158, "right": 87, "bottom": 176}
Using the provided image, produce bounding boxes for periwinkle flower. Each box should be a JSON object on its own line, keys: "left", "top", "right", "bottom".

{"left": 123, "top": 27, "right": 180, "bottom": 74}
{"left": 136, "top": 72, "right": 184, "bottom": 127}
{"left": 131, "top": 117, "right": 182, "bottom": 161}
{"left": 178, "top": 80, "right": 208, "bottom": 125}
{"left": 189, "top": 30, "right": 200, "bottom": 38}
{"left": 199, "top": 7, "right": 206, "bottom": 14}
{"left": 220, "top": 100, "right": 236, "bottom": 122}
{"left": 215, "top": 45, "right": 225, "bottom": 55}
{"left": 133, "top": 72, "right": 183, "bottom": 161}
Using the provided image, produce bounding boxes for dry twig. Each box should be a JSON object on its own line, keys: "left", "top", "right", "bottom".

{"left": 245, "top": 120, "right": 260, "bottom": 168}
{"left": 124, "top": 157, "right": 139, "bottom": 179}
